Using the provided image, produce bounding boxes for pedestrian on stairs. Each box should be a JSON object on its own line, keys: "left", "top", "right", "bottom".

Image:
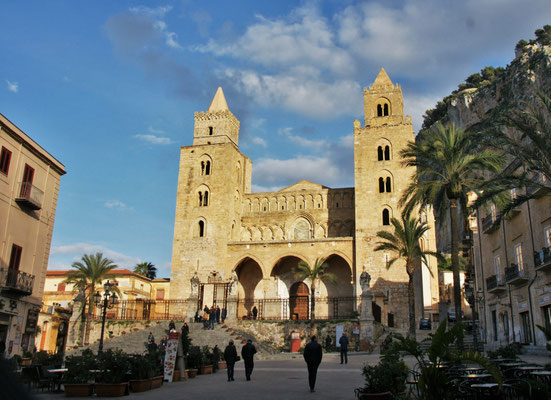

{"left": 181, "top": 322, "right": 189, "bottom": 336}
{"left": 215, "top": 306, "right": 221, "bottom": 324}
{"left": 241, "top": 339, "right": 257, "bottom": 381}
{"left": 209, "top": 307, "right": 216, "bottom": 330}
{"left": 169, "top": 320, "right": 176, "bottom": 332}
{"left": 224, "top": 340, "right": 238, "bottom": 382}
{"left": 195, "top": 309, "right": 201, "bottom": 323}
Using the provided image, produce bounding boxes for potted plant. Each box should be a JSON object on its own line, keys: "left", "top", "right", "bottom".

{"left": 355, "top": 356, "right": 408, "bottom": 399}
{"left": 146, "top": 350, "right": 163, "bottom": 389}
{"left": 199, "top": 346, "right": 214, "bottom": 374}
{"left": 21, "top": 350, "right": 32, "bottom": 366}
{"left": 129, "top": 354, "right": 154, "bottom": 392}
{"left": 217, "top": 349, "right": 227, "bottom": 370}
{"left": 95, "top": 349, "right": 130, "bottom": 397}
{"left": 185, "top": 346, "right": 201, "bottom": 378}
{"left": 63, "top": 350, "right": 96, "bottom": 397}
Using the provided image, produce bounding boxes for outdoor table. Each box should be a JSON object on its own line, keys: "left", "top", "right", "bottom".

{"left": 460, "top": 367, "right": 487, "bottom": 373}
{"left": 47, "top": 368, "right": 68, "bottom": 373}
{"left": 516, "top": 365, "right": 544, "bottom": 371}
{"left": 462, "top": 373, "right": 492, "bottom": 380}
{"left": 500, "top": 362, "right": 525, "bottom": 367}
{"left": 46, "top": 368, "right": 68, "bottom": 392}
{"left": 531, "top": 370, "right": 551, "bottom": 383}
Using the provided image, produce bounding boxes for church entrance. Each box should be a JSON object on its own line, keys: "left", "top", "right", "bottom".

{"left": 290, "top": 282, "right": 309, "bottom": 320}
{"left": 197, "top": 271, "right": 230, "bottom": 311}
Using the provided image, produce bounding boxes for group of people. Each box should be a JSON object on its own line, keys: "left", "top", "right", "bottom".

{"left": 223, "top": 338, "right": 257, "bottom": 382}
{"left": 195, "top": 305, "right": 226, "bottom": 329}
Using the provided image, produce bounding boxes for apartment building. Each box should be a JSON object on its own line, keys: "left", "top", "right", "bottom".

{"left": 0, "top": 113, "right": 65, "bottom": 356}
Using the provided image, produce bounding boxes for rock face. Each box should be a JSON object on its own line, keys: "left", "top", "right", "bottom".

{"left": 444, "top": 44, "right": 551, "bottom": 131}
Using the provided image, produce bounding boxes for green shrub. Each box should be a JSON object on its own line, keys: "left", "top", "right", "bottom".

{"left": 362, "top": 359, "right": 408, "bottom": 395}
{"left": 130, "top": 354, "right": 156, "bottom": 380}
{"left": 64, "top": 350, "right": 97, "bottom": 384}
{"left": 486, "top": 343, "right": 522, "bottom": 359}
{"left": 97, "top": 349, "right": 129, "bottom": 384}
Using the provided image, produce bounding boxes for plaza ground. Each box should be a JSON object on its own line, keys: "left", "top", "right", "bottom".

{"left": 33, "top": 350, "right": 551, "bottom": 400}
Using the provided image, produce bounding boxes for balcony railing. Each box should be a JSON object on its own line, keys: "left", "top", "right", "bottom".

{"left": 486, "top": 275, "right": 507, "bottom": 294}
{"left": 15, "top": 182, "right": 44, "bottom": 210}
{"left": 0, "top": 268, "right": 34, "bottom": 295}
{"left": 534, "top": 246, "right": 551, "bottom": 271}
{"left": 505, "top": 263, "right": 528, "bottom": 286}
{"left": 482, "top": 214, "right": 500, "bottom": 234}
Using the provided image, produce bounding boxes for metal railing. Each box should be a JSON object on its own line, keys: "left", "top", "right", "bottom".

{"left": 486, "top": 275, "right": 504, "bottom": 291}
{"left": 15, "top": 182, "right": 44, "bottom": 210}
{"left": 481, "top": 213, "right": 500, "bottom": 233}
{"left": 0, "top": 268, "right": 34, "bottom": 294}
{"left": 91, "top": 299, "right": 191, "bottom": 321}
{"left": 505, "top": 263, "right": 527, "bottom": 282}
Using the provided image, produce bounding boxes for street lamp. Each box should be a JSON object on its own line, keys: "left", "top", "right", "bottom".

{"left": 94, "top": 280, "right": 119, "bottom": 356}
{"left": 464, "top": 280, "right": 484, "bottom": 352}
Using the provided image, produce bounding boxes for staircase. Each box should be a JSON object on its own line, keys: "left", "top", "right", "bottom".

{"left": 70, "top": 320, "right": 279, "bottom": 359}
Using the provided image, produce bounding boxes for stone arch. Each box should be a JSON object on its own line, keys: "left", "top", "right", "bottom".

{"left": 260, "top": 198, "right": 269, "bottom": 212}
{"left": 252, "top": 198, "right": 260, "bottom": 213}
{"left": 251, "top": 226, "right": 261, "bottom": 241}
{"left": 240, "top": 227, "right": 252, "bottom": 241}
{"left": 306, "top": 194, "right": 314, "bottom": 209}
{"left": 270, "top": 255, "right": 309, "bottom": 305}
{"left": 272, "top": 225, "right": 284, "bottom": 240}
{"left": 290, "top": 213, "right": 315, "bottom": 240}
{"left": 315, "top": 223, "right": 326, "bottom": 239}
{"left": 377, "top": 169, "right": 394, "bottom": 193}
{"left": 376, "top": 97, "right": 391, "bottom": 117}
{"left": 314, "top": 194, "right": 323, "bottom": 209}
{"left": 199, "top": 154, "right": 213, "bottom": 176}
{"left": 320, "top": 254, "right": 354, "bottom": 299}
{"left": 196, "top": 184, "right": 211, "bottom": 207}
{"left": 382, "top": 205, "right": 393, "bottom": 226}
{"left": 234, "top": 256, "right": 264, "bottom": 317}
{"left": 261, "top": 226, "right": 273, "bottom": 241}
{"left": 194, "top": 217, "right": 207, "bottom": 238}
{"left": 244, "top": 198, "right": 251, "bottom": 213}
{"left": 278, "top": 196, "right": 287, "bottom": 211}
{"left": 376, "top": 138, "right": 392, "bottom": 161}
{"left": 269, "top": 197, "right": 277, "bottom": 211}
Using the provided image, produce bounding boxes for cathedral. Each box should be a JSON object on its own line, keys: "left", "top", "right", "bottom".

{"left": 169, "top": 69, "right": 440, "bottom": 328}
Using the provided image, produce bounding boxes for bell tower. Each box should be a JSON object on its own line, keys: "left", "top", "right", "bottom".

{"left": 193, "top": 87, "right": 240, "bottom": 146}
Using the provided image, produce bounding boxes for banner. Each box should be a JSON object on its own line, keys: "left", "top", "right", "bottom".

{"left": 163, "top": 332, "right": 180, "bottom": 382}
{"left": 335, "top": 325, "right": 344, "bottom": 347}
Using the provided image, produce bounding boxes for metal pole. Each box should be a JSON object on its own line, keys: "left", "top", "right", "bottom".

{"left": 98, "top": 296, "right": 108, "bottom": 356}
{"left": 472, "top": 299, "right": 478, "bottom": 352}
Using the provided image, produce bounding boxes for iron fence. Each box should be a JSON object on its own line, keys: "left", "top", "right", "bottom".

{"left": 90, "top": 299, "right": 191, "bottom": 321}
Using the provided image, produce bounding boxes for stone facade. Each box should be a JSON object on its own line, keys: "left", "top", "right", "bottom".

{"left": 170, "top": 70, "right": 440, "bottom": 329}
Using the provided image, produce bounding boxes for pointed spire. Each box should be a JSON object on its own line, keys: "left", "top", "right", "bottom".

{"left": 207, "top": 87, "right": 229, "bottom": 113}
{"left": 372, "top": 68, "right": 394, "bottom": 89}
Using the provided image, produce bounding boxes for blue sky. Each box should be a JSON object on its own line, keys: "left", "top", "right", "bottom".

{"left": 1, "top": 1, "right": 549, "bottom": 278}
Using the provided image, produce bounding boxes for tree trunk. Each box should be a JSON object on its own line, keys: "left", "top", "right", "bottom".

{"left": 407, "top": 270, "right": 416, "bottom": 341}
{"left": 450, "top": 198, "right": 464, "bottom": 348}
{"left": 85, "top": 287, "right": 94, "bottom": 345}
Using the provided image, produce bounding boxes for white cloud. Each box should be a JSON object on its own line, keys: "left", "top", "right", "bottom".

{"left": 104, "top": 200, "right": 129, "bottom": 210}
{"left": 129, "top": 5, "right": 172, "bottom": 18}
{"left": 6, "top": 80, "right": 18, "bottom": 93}
{"left": 165, "top": 32, "right": 182, "bottom": 49}
{"left": 50, "top": 243, "right": 141, "bottom": 269}
{"left": 135, "top": 134, "right": 172, "bottom": 145}
{"left": 251, "top": 136, "right": 267, "bottom": 148}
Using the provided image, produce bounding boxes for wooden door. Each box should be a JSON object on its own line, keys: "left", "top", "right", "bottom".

{"left": 290, "top": 282, "right": 309, "bottom": 320}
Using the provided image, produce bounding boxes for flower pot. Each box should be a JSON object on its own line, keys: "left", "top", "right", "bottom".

{"left": 199, "top": 365, "right": 213, "bottom": 375}
{"left": 95, "top": 382, "right": 128, "bottom": 397}
{"left": 217, "top": 361, "right": 227, "bottom": 370}
{"left": 173, "top": 369, "right": 181, "bottom": 381}
{"left": 64, "top": 383, "right": 94, "bottom": 397}
{"left": 186, "top": 369, "right": 197, "bottom": 378}
{"left": 21, "top": 358, "right": 31, "bottom": 366}
{"left": 129, "top": 379, "right": 151, "bottom": 392}
{"left": 150, "top": 376, "right": 163, "bottom": 389}
{"left": 354, "top": 388, "right": 392, "bottom": 400}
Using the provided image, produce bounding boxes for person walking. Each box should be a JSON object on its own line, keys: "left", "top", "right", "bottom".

{"left": 325, "top": 335, "right": 332, "bottom": 352}
{"left": 209, "top": 307, "right": 216, "bottom": 330}
{"left": 221, "top": 307, "right": 227, "bottom": 323}
{"left": 303, "top": 336, "right": 323, "bottom": 392}
{"left": 224, "top": 340, "right": 238, "bottom": 382}
{"left": 339, "top": 333, "right": 349, "bottom": 364}
{"left": 147, "top": 332, "right": 155, "bottom": 344}
{"left": 241, "top": 339, "right": 257, "bottom": 381}
{"left": 168, "top": 320, "right": 176, "bottom": 332}
{"left": 252, "top": 306, "right": 258, "bottom": 320}
{"left": 215, "top": 306, "right": 221, "bottom": 324}
{"left": 181, "top": 322, "right": 189, "bottom": 337}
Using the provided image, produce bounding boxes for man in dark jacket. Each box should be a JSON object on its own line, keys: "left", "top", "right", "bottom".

{"left": 303, "top": 335, "right": 323, "bottom": 392}
{"left": 224, "top": 340, "right": 238, "bottom": 382}
{"left": 241, "top": 339, "right": 257, "bottom": 381}
{"left": 339, "top": 333, "right": 349, "bottom": 364}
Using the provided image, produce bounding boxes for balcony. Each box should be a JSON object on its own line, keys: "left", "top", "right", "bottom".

{"left": 505, "top": 263, "right": 529, "bottom": 286}
{"left": 0, "top": 268, "right": 34, "bottom": 296}
{"left": 534, "top": 247, "right": 551, "bottom": 272}
{"left": 15, "top": 182, "right": 43, "bottom": 210}
{"left": 482, "top": 214, "right": 500, "bottom": 234}
{"left": 486, "top": 275, "right": 507, "bottom": 294}
{"left": 526, "top": 185, "right": 547, "bottom": 198}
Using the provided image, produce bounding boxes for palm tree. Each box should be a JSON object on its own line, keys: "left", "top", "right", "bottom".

{"left": 134, "top": 262, "right": 157, "bottom": 279}
{"left": 374, "top": 210, "right": 441, "bottom": 339}
{"left": 63, "top": 253, "right": 119, "bottom": 344}
{"left": 294, "top": 257, "right": 336, "bottom": 320}
{"left": 401, "top": 123, "right": 503, "bottom": 325}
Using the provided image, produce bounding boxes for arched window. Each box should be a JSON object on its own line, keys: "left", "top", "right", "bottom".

{"left": 382, "top": 209, "right": 390, "bottom": 225}
{"left": 208, "top": 127, "right": 213, "bottom": 136}
{"left": 383, "top": 103, "right": 389, "bottom": 116}
{"left": 377, "top": 146, "right": 384, "bottom": 161}
{"left": 198, "top": 192, "right": 203, "bottom": 206}
{"left": 377, "top": 104, "right": 383, "bottom": 117}
{"left": 201, "top": 161, "right": 205, "bottom": 175}
{"left": 379, "top": 178, "right": 385, "bottom": 193}
{"left": 386, "top": 177, "right": 391, "bottom": 192}
{"left": 384, "top": 146, "right": 390, "bottom": 160}
{"left": 294, "top": 219, "right": 311, "bottom": 240}
{"left": 198, "top": 220, "right": 205, "bottom": 237}
{"left": 203, "top": 191, "right": 209, "bottom": 206}
{"left": 205, "top": 161, "right": 211, "bottom": 175}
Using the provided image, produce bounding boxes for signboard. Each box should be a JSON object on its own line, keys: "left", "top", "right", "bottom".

{"left": 335, "top": 325, "right": 344, "bottom": 348}
{"left": 519, "top": 302, "right": 528, "bottom": 311}
{"left": 0, "top": 296, "right": 19, "bottom": 315}
{"left": 25, "top": 308, "right": 39, "bottom": 334}
{"left": 163, "top": 332, "right": 180, "bottom": 383}
{"left": 291, "top": 332, "right": 300, "bottom": 340}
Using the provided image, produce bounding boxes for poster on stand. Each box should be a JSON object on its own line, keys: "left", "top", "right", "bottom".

{"left": 163, "top": 332, "right": 180, "bottom": 382}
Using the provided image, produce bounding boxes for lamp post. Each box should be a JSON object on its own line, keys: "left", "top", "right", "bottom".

{"left": 464, "top": 280, "right": 484, "bottom": 352}
{"left": 93, "top": 280, "right": 119, "bottom": 356}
